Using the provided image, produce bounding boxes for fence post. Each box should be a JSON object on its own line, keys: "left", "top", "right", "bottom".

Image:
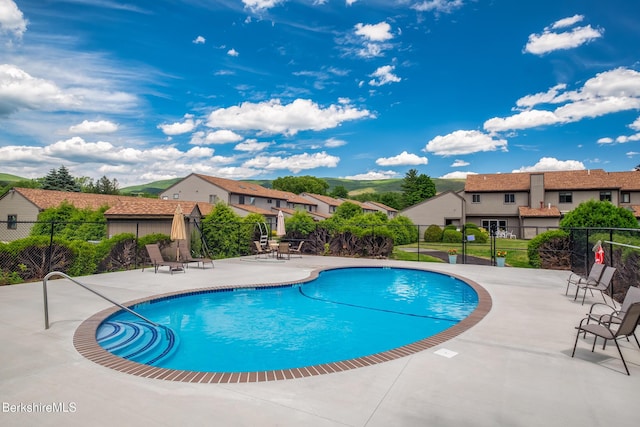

{"left": 47, "top": 221, "right": 55, "bottom": 273}
{"left": 135, "top": 222, "right": 140, "bottom": 269}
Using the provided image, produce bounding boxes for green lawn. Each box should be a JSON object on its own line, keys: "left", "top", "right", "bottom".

{"left": 395, "top": 239, "right": 532, "bottom": 268}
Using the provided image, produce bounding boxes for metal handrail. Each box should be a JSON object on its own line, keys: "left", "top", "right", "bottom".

{"left": 43, "top": 271, "right": 159, "bottom": 329}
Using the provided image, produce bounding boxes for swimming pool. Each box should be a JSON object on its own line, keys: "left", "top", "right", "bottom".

{"left": 77, "top": 266, "right": 492, "bottom": 382}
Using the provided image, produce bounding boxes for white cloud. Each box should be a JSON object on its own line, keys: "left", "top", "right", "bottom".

{"left": 425, "top": 130, "right": 508, "bottom": 156}
{"left": 376, "top": 151, "right": 427, "bottom": 166}
{"left": 346, "top": 0, "right": 358, "bottom": 5}
{"left": 485, "top": 68, "right": 640, "bottom": 133}
{"left": 524, "top": 15, "right": 603, "bottom": 55}
{"left": 630, "top": 117, "right": 640, "bottom": 131}
{"left": 227, "top": 48, "right": 239, "bottom": 57}
{"left": 354, "top": 22, "right": 393, "bottom": 42}
{"left": 190, "top": 129, "right": 244, "bottom": 145}
{"left": 0, "top": 64, "right": 80, "bottom": 115}
{"left": 342, "top": 170, "right": 398, "bottom": 180}
{"left": 0, "top": 64, "right": 138, "bottom": 116}
{"left": 516, "top": 84, "right": 567, "bottom": 109}
{"left": 484, "top": 110, "right": 562, "bottom": 133}
{"left": 193, "top": 35, "right": 206, "bottom": 44}
{"left": 68, "top": 119, "right": 118, "bottom": 134}
{"left": 324, "top": 137, "right": 347, "bottom": 147}
{"left": 412, "top": 0, "right": 464, "bottom": 14}
{"left": 551, "top": 14, "right": 585, "bottom": 30}
{"left": 0, "top": 0, "right": 27, "bottom": 39}
{"left": 158, "top": 114, "right": 198, "bottom": 136}
{"left": 242, "top": 151, "right": 339, "bottom": 173}
{"left": 451, "top": 159, "right": 469, "bottom": 167}
{"left": 511, "top": 157, "right": 585, "bottom": 173}
{"left": 242, "top": 0, "right": 283, "bottom": 12}
{"left": 369, "top": 65, "right": 401, "bottom": 86}
{"left": 206, "top": 98, "right": 373, "bottom": 136}
{"left": 440, "top": 171, "right": 476, "bottom": 179}
{"left": 234, "top": 139, "right": 271, "bottom": 152}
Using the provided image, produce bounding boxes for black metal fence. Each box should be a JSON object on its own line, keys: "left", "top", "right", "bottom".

{"left": 1, "top": 221, "right": 639, "bottom": 300}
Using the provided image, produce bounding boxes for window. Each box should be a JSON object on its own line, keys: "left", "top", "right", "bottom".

{"left": 239, "top": 195, "right": 245, "bottom": 204}
{"left": 472, "top": 194, "right": 481, "bottom": 203}
{"left": 482, "top": 219, "right": 507, "bottom": 233}
{"left": 600, "top": 191, "right": 612, "bottom": 202}
{"left": 622, "top": 192, "right": 631, "bottom": 203}
{"left": 267, "top": 199, "right": 272, "bottom": 204}
{"left": 249, "top": 197, "right": 255, "bottom": 205}
{"left": 209, "top": 195, "right": 218, "bottom": 204}
{"left": 276, "top": 200, "right": 281, "bottom": 208}
{"left": 559, "top": 192, "right": 572, "bottom": 203}
{"left": 172, "top": 193, "right": 179, "bottom": 199}
{"left": 7, "top": 214, "right": 17, "bottom": 230}
{"left": 504, "top": 193, "right": 515, "bottom": 204}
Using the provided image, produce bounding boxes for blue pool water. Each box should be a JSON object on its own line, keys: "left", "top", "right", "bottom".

{"left": 97, "top": 267, "right": 478, "bottom": 372}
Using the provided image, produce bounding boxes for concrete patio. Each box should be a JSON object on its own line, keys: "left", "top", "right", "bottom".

{"left": 1, "top": 255, "right": 638, "bottom": 426}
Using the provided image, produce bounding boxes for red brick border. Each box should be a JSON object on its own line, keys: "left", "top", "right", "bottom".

{"left": 74, "top": 266, "right": 492, "bottom": 383}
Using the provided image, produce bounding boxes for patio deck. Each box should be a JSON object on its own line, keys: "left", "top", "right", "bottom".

{"left": 1, "top": 256, "right": 638, "bottom": 426}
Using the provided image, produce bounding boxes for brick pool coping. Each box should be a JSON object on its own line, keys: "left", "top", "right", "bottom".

{"left": 74, "top": 266, "right": 492, "bottom": 383}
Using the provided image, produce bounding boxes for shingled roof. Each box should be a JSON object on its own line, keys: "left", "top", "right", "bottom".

{"left": 13, "top": 188, "right": 135, "bottom": 210}
{"left": 192, "top": 173, "right": 316, "bottom": 206}
{"left": 465, "top": 169, "right": 640, "bottom": 192}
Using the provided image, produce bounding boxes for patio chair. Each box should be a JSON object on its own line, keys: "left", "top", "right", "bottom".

{"left": 289, "top": 240, "right": 304, "bottom": 258}
{"left": 587, "top": 286, "right": 640, "bottom": 349}
{"left": 144, "top": 244, "right": 185, "bottom": 274}
{"left": 253, "top": 241, "right": 268, "bottom": 258}
{"left": 277, "top": 242, "right": 290, "bottom": 260}
{"left": 565, "top": 263, "right": 605, "bottom": 296}
{"left": 178, "top": 246, "right": 214, "bottom": 269}
{"left": 572, "top": 301, "right": 640, "bottom": 375}
{"left": 575, "top": 266, "right": 616, "bottom": 305}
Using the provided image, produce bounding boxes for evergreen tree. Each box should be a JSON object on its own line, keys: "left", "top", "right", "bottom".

{"left": 42, "top": 166, "right": 80, "bottom": 192}
{"left": 329, "top": 185, "right": 349, "bottom": 198}
{"left": 400, "top": 169, "right": 436, "bottom": 208}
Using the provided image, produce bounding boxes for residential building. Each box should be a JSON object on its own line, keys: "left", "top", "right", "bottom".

{"left": 400, "top": 169, "right": 640, "bottom": 238}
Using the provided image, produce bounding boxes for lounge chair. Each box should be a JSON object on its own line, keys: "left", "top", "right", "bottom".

{"left": 277, "top": 242, "right": 290, "bottom": 260}
{"left": 289, "top": 240, "right": 304, "bottom": 258}
{"left": 145, "top": 244, "right": 185, "bottom": 274}
{"left": 178, "top": 246, "right": 214, "bottom": 269}
{"left": 575, "top": 266, "right": 616, "bottom": 305}
{"left": 587, "top": 286, "right": 640, "bottom": 349}
{"left": 565, "top": 263, "right": 605, "bottom": 296}
{"left": 572, "top": 301, "right": 640, "bottom": 375}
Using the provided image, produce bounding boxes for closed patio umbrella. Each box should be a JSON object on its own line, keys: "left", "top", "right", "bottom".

{"left": 276, "top": 210, "right": 286, "bottom": 237}
{"left": 171, "top": 204, "right": 187, "bottom": 260}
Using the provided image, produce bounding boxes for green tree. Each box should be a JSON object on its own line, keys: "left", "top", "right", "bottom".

{"left": 42, "top": 166, "right": 80, "bottom": 192}
{"left": 329, "top": 185, "right": 349, "bottom": 198}
{"left": 201, "top": 203, "right": 244, "bottom": 258}
{"left": 400, "top": 169, "right": 436, "bottom": 209}
{"left": 560, "top": 200, "right": 639, "bottom": 229}
{"left": 334, "top": 201, "right": 361, "bottom": 220}
{"left": 286, "top": 210, "right": 316, "bottom": 236}
{"left": 272, "top": 175, "right": 329, "bottom": 195}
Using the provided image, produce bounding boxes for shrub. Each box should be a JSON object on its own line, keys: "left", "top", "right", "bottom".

{"left": 388, "top": 215, "right": 418, "bottom": 245}
{"left": 442, "top": 228, "right": 462, "bottom": 243}
{"left": 560, "top": 200, "right": 639, "bottom": 229}
{"left": 465, "top": 226, "right": 488, "bottom": 244}
{"left": 286, "top": 210, "right": 316, "bottom": 236}
{"left": 527, "top": 230, "right": 570, "bottom": 268}
{"left": 424, "top": 224, "right": 443, "bottom": 242}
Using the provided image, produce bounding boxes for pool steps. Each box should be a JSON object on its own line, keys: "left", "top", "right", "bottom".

{"left": 97, "top": 321, "right": 178, "bottom": 366}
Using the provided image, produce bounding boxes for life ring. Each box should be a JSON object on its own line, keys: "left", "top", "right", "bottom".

{"left": 594, "top": 246, "right": 604, "bottom": 264}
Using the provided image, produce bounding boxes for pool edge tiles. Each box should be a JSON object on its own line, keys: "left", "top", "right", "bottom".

{"left": 74, "top": 266, "right": 492, "bottom": 383}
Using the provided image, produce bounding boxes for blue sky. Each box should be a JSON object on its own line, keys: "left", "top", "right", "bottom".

{"left": 1, "top": 0, "right": 640, "bottom": 187}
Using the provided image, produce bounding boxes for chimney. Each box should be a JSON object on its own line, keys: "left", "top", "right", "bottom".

{"left": 548, "top": 203, "right": 551, "bottom": 209}
{"left": 540, "top": 201, "right": 543, "bottom": 209}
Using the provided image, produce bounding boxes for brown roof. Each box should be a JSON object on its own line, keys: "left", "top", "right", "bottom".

{"left": 193, "top": 174, "right": 315, "bottom": 206}
{"left": 364, "top": 201, "right": 398, "bottom": 212}
{"left": 230, "top": 204, "right": 275, "bottom": 216}
{"left": 465, "top": 169, "right": 640, "bottom": 192}
{"left": 518, "top": 206, "right": 561, "bottom": 217}
{"left": 302, "top": 193, "right": 342, "bottom": 207}
{"left": 104, "top": 199, "right": 211, "bottom": 217}
{"left": 14, "top": 188, "right": 137, "bottom": 210}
